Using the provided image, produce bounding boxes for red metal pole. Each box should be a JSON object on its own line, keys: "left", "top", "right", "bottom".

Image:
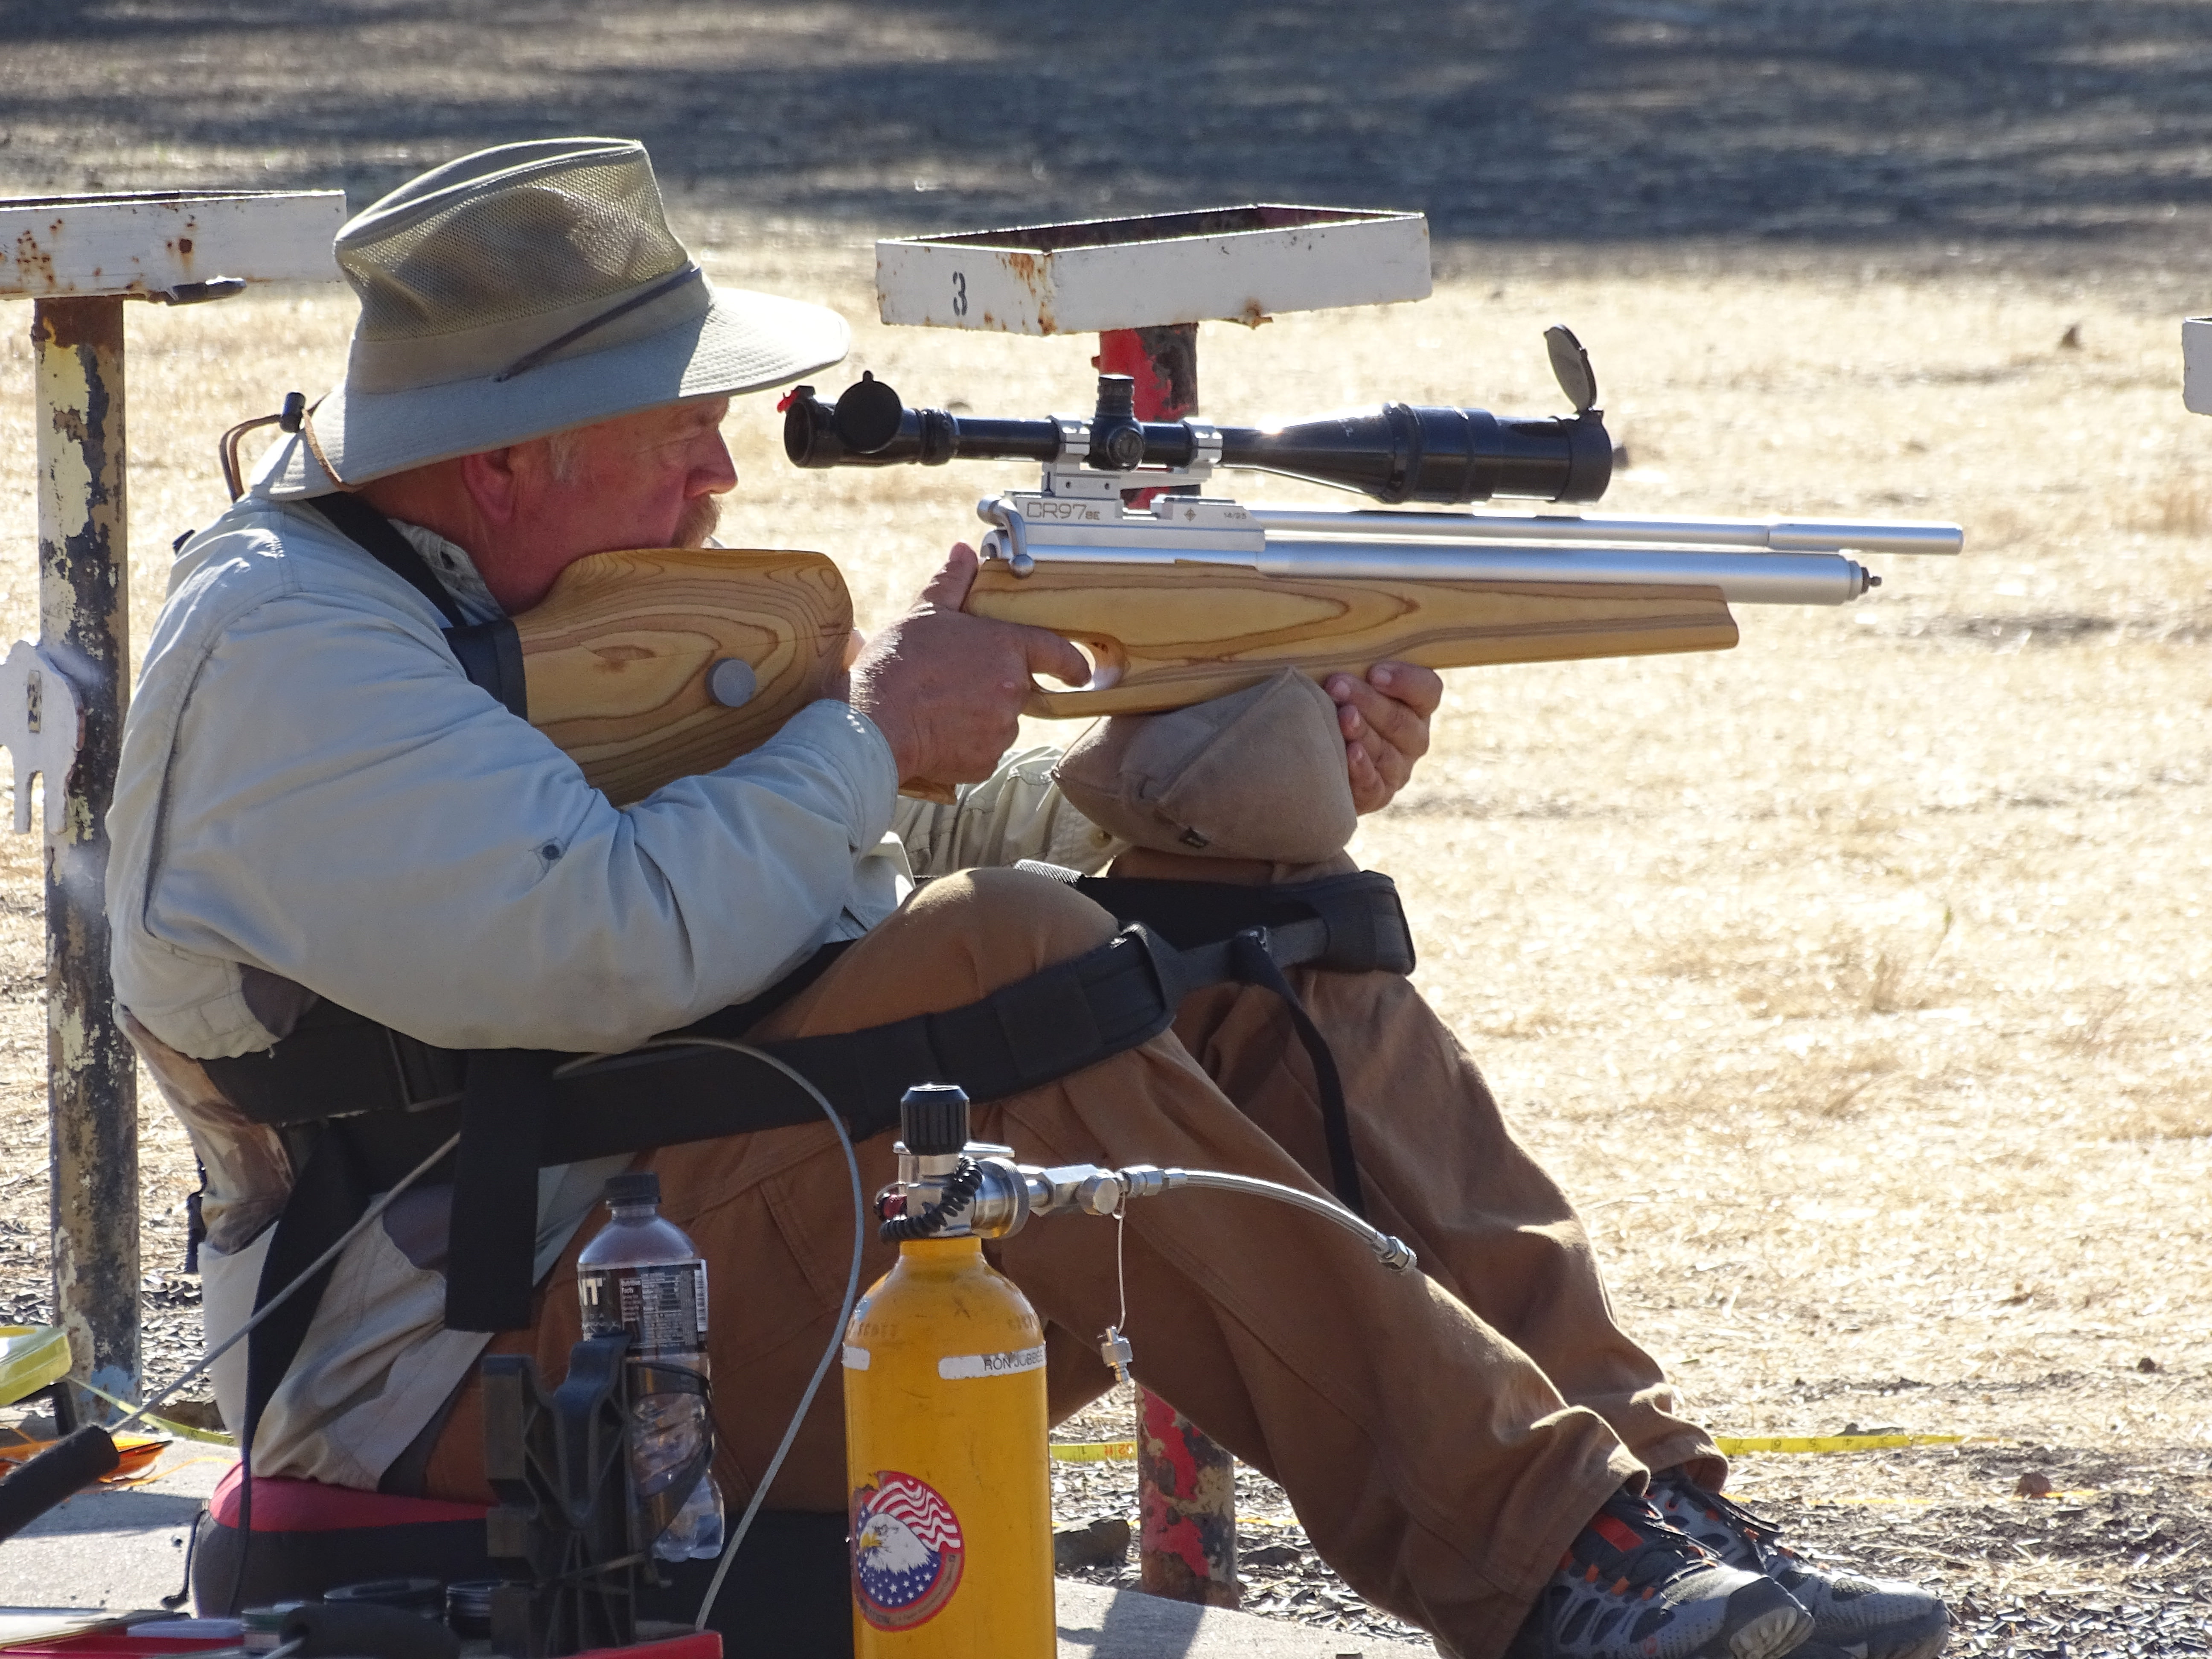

{"left": 1100, "top": 317, "right": 1240, "bottom": 1610}
{"left": 1096, "top": 324, "right": 1196, "bottom": 425}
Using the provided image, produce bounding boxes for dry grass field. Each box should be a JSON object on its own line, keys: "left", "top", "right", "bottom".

{"left": 4, "top": 0, "right": 2212, "bottom": 1649}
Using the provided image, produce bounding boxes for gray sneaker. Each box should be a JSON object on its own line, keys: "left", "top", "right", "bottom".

{"left": 1506, "top": 1489, "right": 1814, "bottom": 1659}
{"left": 1650, "top": 1471, "right": 1948, "bottom": 1659}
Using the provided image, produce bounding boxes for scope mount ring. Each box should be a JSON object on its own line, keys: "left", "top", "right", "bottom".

{"left": 977, "top": 495, "right": 1033, "bottom": 575}
{"left": 1187, "top": 422, "right": 1224, "bottom": 479}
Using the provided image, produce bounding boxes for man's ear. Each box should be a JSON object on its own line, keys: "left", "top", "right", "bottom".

{"left": 457, "top": 445, "right": 525, "bottom": 527}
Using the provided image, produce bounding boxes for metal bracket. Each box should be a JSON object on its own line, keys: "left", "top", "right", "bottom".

{"left": 0, "top": 642, "right": 83, "bottom": 838}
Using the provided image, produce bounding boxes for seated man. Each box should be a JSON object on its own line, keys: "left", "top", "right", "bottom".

{"left": 109, "top": 138, "right": 1944, "bottom": 1659}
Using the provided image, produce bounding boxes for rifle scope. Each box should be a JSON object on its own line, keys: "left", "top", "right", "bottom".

{"left": 782, "top": 371, "right": 1615, "bottom": 506}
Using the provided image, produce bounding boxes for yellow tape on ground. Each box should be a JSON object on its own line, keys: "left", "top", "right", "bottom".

{"left": 1051, "top": 1433, "right": 1969, "bottom": 1464}
{"left": 76, "top": 1378, "right": 238, "bottom": 1447}
{"left": 1715, "top": 1433, "right": 1964, "bottom": 1455}
{"left": 1051, "top": 1439, "right": 1137, "bottom": 1462}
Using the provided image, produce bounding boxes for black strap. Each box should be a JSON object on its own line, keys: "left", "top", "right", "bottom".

{"left": 242, "top": 1117, "right": 389, "bottom": 1470}
{"left": 445, "top": 1051, "right": 560, "bottom": 1332}
{"left": 1228, "top": 932, "right": 1364, "bottom": 1217}
{"left": 308, "top": 495, "right": 467, "bottom": 627}
{"left": 446, "top": 620, "right": 528, "bottom": 720}
{"left": 308, "top": 495, "right": 528, "bottom": 718}
{"left": 1025, "top": 865, "right": 1416, "bottom": 977}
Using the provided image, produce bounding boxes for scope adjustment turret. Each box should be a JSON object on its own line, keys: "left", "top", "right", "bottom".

{"left": 1086, "top": 374, "right": 1147, "bottom": 471}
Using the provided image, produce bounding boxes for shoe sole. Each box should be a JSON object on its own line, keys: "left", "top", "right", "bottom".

{"left": 1726, "top": 1597, "right": 1816, "bottom": 1659}
{"left": 1793, "top": 1603, "right": 1951, "bottom": 1659}
{"left": 1817, "top": 1631, "right": 1949, "bottom": 1659}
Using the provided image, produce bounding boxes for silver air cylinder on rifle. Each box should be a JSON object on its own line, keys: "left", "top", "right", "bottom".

{"left": 969, "top": 497, "right": 1958, "bottom": 606}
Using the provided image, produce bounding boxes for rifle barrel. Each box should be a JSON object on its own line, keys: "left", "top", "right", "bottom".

{"left": 1254, "top": 540, "right": 1874, "bottom": 604}
{"left": 1250, "top": 510, "right": 1962, "bottom": 559}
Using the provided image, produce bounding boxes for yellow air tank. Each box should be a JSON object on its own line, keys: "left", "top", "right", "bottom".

{"left": 842, "top": 1088, "right": 1054, "bottom": 1657}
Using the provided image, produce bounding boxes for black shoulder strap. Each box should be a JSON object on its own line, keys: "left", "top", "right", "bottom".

{"left": 306, "top": 495, "right": 528, "bottom": 719}
{"left": 1036, "top": 867, "right": 1416, "bottom": 978}
{"left": 308, "top": 494, "right": 467, "bottom": 626}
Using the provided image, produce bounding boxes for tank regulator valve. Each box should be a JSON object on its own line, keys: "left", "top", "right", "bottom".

{"left": 873, "top": 1086, "right": 1417, "bottom": 1274}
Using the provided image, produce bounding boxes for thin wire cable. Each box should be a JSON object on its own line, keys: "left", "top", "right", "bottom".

{"left": 1112, "top": 1193, "right": 1129, "bottom": 1338}
{"left": 618, "top": 1038, "right": 866, "bottom": 1635}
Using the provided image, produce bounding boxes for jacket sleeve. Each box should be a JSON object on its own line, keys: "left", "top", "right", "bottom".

{"left": 133, "top": 586, "right": 898, "bottom": 1054}
{"left": 889, "top": 745, "right": 1126, "bottom": 878}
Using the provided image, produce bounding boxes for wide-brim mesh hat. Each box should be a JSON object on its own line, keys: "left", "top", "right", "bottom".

{"left": 254, "top": 137, "right": 849, "bottom": 498}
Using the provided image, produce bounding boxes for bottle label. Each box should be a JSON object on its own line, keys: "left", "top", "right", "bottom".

{"left": 579, "top": 1261, "right": 709, "bottom": 1353}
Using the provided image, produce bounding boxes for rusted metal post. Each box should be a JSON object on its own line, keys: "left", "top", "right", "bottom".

{"left": 34, "top": 295, "right": 137, "bottom": 1423}
{"left": 1101, "top": 317, "right": 1241, "bottom": 1610}
{"left": 1136, "top": 1392, "right": 1238, "bottom": 1605}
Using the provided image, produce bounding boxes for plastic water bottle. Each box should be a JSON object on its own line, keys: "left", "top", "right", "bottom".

{"left": 577, "top": 1170, "right": 726, "bottom": 1563}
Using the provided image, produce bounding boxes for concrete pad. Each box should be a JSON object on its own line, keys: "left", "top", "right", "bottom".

{"left": 0, "top": 1450, "right": 1438, "bottom": 1656}
{"left": 0, "top": 1445, "right": 226, "bottom": 1613}
{"left": 1055, "top": 1580, "right": 1435, "bottom": 1657}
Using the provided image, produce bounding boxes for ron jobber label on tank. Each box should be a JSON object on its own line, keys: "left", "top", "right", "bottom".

{"left": 937, "top": 1342, "right": 1046, "bottom": 1380}
{"left": 851, "top": 1470, "right": 965, "bottom": 1630}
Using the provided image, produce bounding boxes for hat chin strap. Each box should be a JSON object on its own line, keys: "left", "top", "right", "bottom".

{"left": 492, "top": 264, "right": 705, "bottom": 384}
{"left": 297, "top": 396, "right": 350, "bottom": 488}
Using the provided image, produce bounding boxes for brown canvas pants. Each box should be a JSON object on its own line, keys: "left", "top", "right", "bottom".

{"left": 425, "top": 862, "right": 1720, "bottom": 1658}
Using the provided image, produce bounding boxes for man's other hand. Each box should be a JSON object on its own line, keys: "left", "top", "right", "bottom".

{"left": 846, "top": 544, "right": 1091, "bottom": 790}
{"left": 1325, "top": 663, "right": 1441, "bottom": 815}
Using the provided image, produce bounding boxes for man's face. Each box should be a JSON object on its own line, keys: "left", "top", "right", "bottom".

{"left": 489, "top": 397, "right": 737, "bottom": 609}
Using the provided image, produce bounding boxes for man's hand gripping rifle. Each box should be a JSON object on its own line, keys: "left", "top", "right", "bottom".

{"left": 783, "top": 327, "right": 1962, "bottom": 716}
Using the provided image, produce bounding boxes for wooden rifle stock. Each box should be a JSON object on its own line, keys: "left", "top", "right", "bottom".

{"left": 511, "top": 547, "right": 1737, "bottom": 802}
{"left": 965, "top": 559, "right": 1737, "bottom": 718}
{"left": 512, "top": 547, "right": 854, "bottom": 805}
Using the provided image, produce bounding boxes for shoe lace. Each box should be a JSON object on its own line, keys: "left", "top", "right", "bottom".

{"left": 1659, "top": 1476, "right": 1802, "bottom": 1569}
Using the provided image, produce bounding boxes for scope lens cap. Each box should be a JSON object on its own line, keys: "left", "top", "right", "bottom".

{"left": 1544, "top": 325, "right": 1599, "bottom": 414}
{"left": 835, "top": 371, "right": 906, "bottom": 454}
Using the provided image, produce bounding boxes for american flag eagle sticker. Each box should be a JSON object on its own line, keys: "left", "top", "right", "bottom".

{"left": 850, "top": 1469, "right": 966, "bottom": 1630}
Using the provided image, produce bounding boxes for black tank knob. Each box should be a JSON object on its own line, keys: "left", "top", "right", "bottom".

{"left": 899, "top": 1083, "right": 971, "bottom": 1156}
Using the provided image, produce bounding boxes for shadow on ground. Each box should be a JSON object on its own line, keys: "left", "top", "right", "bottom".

{"left": 2, "top": 0, "right": 2211, "bottom": 266}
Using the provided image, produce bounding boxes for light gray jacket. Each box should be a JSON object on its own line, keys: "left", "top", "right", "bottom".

{"left": 108, "top": 492, "right": 1115, "bottom": 1483}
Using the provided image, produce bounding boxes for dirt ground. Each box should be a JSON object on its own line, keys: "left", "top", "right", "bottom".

{"left": 3, "top": 3, "right": 2211, "bottom": 1653}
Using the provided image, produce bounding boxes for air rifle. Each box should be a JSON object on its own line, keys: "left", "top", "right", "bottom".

{"left": 496, "top": 332, "right": 1959, "bottom": 804}
{"left": 780, "top": 328, "right": 1960, "bottom": 717}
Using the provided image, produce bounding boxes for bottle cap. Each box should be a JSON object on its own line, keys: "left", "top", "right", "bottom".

{"left": 899, "top": 1083, "right": 970, "bottom": 1156}
{"left": 603, "top": 1170, "right": 661, "bottom": 1208}
{"left": 445, "top": 1580, "right": 499, "bottom": 1639}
